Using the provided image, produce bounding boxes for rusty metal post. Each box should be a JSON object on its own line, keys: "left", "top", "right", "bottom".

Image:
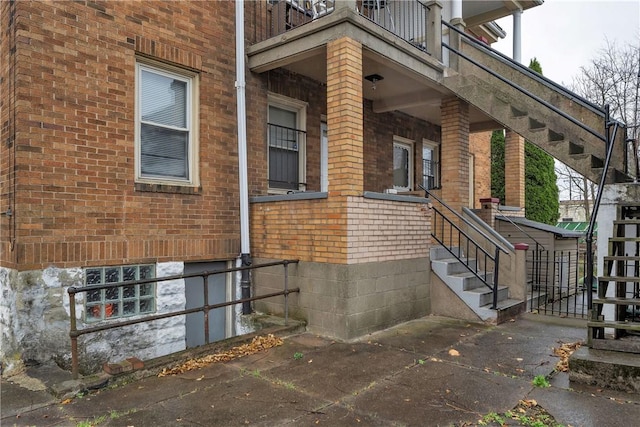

{"left": 203, "top": 273, "right": 210, "bottom": 345}
{"left": 284, "top": 262, "right": 289, "bottom": 325}
{"left": 69, "top": 287, "right": 79, "bottom": 380}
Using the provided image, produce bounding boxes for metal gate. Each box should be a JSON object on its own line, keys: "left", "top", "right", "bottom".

{"left": 527, "top": 249, "right": 592, "bottom": 318}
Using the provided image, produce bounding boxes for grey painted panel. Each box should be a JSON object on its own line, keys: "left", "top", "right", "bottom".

{"left": 185, "top": 262, "right": 227, "bottom": 348}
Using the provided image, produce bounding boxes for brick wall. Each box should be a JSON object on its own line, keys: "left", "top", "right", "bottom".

{"left": 2, "top": 1, "right": 241, "bottom": 270}
{"left": 347, "top": 197, "right": 431, "bottom": 262}
{"left": 251, "top": 195, "right": 431, "bottom": 264}
{"left": 251, "top": 197, "right": 348, "bottom": 263}
{"left": 469, "top": 131, "right": 492, "bottom": 208}
{"left": 440, "top": 97, "right": 470, "bottom": 212}
{"left": 504, "top": 129, "right": 526, "bottom": 208}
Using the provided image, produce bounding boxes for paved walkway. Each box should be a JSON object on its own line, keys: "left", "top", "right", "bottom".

{"left": 3, "top": 314, "right": 640, "bottom": 426}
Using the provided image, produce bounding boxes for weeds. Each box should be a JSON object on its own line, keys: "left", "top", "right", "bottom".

{"left": 532, "top": 375, "right": 550, "bottom": 388}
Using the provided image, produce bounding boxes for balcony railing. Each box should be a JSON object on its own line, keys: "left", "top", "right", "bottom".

{"left": 248, "top": 0, "right": 431, "bottom": 53}
{"left": 248, "top": 0, "right": 335, "bottom": 44}
{"left": 358, "top": 0, "right": 430, "bottom": 51}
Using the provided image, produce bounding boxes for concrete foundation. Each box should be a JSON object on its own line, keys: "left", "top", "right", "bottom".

{"left": 253, "top": 258, "right": 430, "bottom": 340}
{"left": 1, "top": 263, "right": 187, "bottom": 375}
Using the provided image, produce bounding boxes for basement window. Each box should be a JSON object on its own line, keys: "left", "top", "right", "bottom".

{"left": 84, "top": 265, "right": 156, "bottom": 322}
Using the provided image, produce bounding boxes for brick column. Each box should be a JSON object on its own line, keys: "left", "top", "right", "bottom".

{"left": 505, "top": 129, "right": 525, "bottom": 208}
{"left": 440, "top": 97, "right": 470, "bottom": 212}
{"left": 469, "top": 131, "right": 492, "bottom": 208}
{"left": 326, "top": 37, "right": 364, "bottom": 197}
{"left": 478, "top": 197, "right": 499, "bottom": 229}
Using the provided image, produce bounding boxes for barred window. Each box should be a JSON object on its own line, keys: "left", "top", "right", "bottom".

{"left": 84, "top": 265, "right": 156, "bottom": 322}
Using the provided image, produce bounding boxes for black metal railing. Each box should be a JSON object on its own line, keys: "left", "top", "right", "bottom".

{"left": 358, "top": 0, "right": 430, "bottom": 51}
{"left": 248, "top": 0, "right": 334, "bottom": 44}
{"left": 495, "top": 212, "right": 546, "bottom": 287}
{"left": 422, "top": 159, "right": 439, "bottom": 190}
{"left": 68, "top": 260, "right": 300, "bottom": 379}
{"left": 422, "top": 185, "right": 508, "bottom": 309}
{"left": 527, "top": 249, "right": 590, "bottom": 318}
{"left": 268, "top": 123, "right": 306, "bottom": 191}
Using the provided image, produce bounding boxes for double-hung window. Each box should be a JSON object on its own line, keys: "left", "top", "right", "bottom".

{"left": 268, "top": 94, "right": 306, "bottom": 192}
{"left": 136, "top": 60, "right": 198, "bottom": 186}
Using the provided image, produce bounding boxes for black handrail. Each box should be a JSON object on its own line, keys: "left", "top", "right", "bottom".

{"left": 494, "top": 212, "right": 546, "bottom": 292}
{"left": 586, "top": 107, "right": 620, "bottom": 314}
{"left": 442, "top": 20, "right": 606, "bottom": 118}
{"left": 421, "top": 185, "right": 505, "bottom": 309}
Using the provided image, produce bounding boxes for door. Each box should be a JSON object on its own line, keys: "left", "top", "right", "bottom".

{"left": 185, "top": 261, "right": 228, "bottom": 348}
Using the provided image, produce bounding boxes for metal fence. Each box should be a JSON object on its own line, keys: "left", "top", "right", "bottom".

{"left": 527, "top": 249, "right": 591, "bottom": 318}
{"left": 68, "top": 260, "right": 299, "bottom": 379}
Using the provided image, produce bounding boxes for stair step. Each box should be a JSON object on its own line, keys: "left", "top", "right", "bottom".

{"left": 528, "top": 117, "right": 546, "bottom": 131}
{"left": 432, "top": 257, "right": 478, "bottom": 274}
{"left": 568, "top": 141, "right": 584, "bottom": 154}
{"left": 609, "top": 237, "right": 640, "bottom": 243}
{"left": 587, "top": 321, "right": 640, "bottom": 332}
{"left": 430, "top": 246, "right": 463, "bottom": 260}
{"left": 466, "top": 285, "right": 509, "bottom": 306}
{"left": 510, "top": 106, "right": 527, "bottom": 118}
{"left": 614, "top": 219, "right": 640, "bottom": 225}
{"left": 450, "top": 271, "right": 494, "bottom": 291}
{"left": 599, "top": 276, "right": 640, "bottom": 282}
{"left": 590, "top": 337, "right": 640, "bottom": 353}
{"left": 593, "top": 298, "right": 640, "bottom": 305}
{"left": 604, "top": 256, "right": 640, "bottom": 262}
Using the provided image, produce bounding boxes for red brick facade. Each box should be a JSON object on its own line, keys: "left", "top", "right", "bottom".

{"left": 1, "top": 1, "right": 241, "bottom": 270}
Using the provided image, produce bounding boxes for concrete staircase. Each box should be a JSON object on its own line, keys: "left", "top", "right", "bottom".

{"left": 430, "top": 246, "right": 522, "bottom": 324}
{"left": 442, "top": 40, "right": 629, "bottom": 184}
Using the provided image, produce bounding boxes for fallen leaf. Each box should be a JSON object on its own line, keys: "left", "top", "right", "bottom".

{"left": 552, "top": 341, "right": 581, "bottom": 372}
{"left": 158, "top": 334, "right": 284, "bottom": 376}
{"left": 448, "top": 349, "right": 460, "bottom": 357}
{"left": 61, "top": 398, "right": 73, "bottom": 405}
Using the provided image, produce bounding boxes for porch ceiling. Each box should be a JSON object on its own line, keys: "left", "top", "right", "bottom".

{"left": 280, "top": 48, "right": 499, "bottom": 131}
{"left": 247, "top": 6, "right": 504, "bottom": 132}
{"left": 463, "top": 0, "right": 544, "bottom": 27}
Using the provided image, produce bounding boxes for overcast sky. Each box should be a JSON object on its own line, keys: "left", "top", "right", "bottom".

{"left": 493, "top": 0, "right": 640, "bottom": 85}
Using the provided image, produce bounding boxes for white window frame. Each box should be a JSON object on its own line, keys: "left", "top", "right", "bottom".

{"left": 393, "top": 136, "right": 414, "bottom": 192}
{"left": 135, "top": 58, "right": 199, "bottom": 187}
{"left": 267, "top": 93, "right": 307, "bottom": 194}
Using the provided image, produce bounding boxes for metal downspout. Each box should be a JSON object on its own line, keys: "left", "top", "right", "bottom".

{"left": 236, "top": 0, "right": 252, "bottom": 315}
{"left": 512, "top": 9, "right": 522, "bottom": 63}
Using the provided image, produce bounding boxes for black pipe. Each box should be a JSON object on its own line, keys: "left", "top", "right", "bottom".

{"left": 241, "top": 253, "right": 252, "bottom": 315}
{"left": 586, "top": 106, "right": 620, "bottom": 326}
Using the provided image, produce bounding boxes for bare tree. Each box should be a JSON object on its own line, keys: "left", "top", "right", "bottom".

{"left": 556, "top": 161, "right": 596, "bottom": 221}
{"left": 571, "top": 39, "right": 640, "bottom": 178}
{"left": 555, "top": 39, "right": 639, "bottom": 222}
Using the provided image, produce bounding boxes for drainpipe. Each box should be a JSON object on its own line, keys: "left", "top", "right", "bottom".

{"left": 512, "top": 9, "right": 522, "bottom": 63}
{"left": 451, "top": 0, "right": 462, "bottom": 21}
{"left": 236, "top": 0, "right": 252, "bottom": 315}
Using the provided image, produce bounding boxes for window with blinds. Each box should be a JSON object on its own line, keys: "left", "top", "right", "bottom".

{"left": 136, "top": 61, "right": 198, "bottom": 185}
